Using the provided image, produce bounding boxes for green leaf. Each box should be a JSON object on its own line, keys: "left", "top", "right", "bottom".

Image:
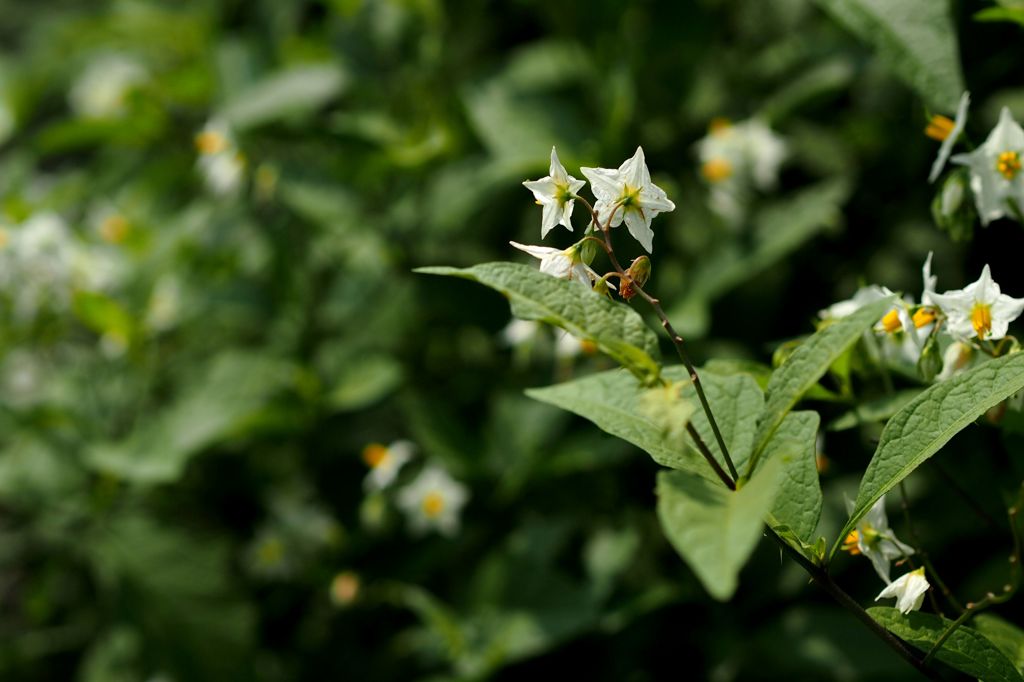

{"left": 868, "top": 607, "right": 1024, "bottom": 682}
{"left": 325, "top": 354, "right": 403, "bottom": 412}
{"left": 839, "top": 352, "right": 1024, "bottom": 550}
{"left": 759, "top": 411, "right": 822, "bottom": 544}
{"left": 974, "top": 614, "right": 1024, "bottom": 674}
{"left": 828, "top": 389, "right": 921, "bottom": 431}
{"left": 417, "top": 263, "right": 661, "bottom": 382}
{"left": 752, "top": 296, "right": 895, "bottom": 461}
{"left": 85, "top": 353, "right": 296, "bottom": 484}
{"left": 974, "top": 7, "right": 1024, "bottom": 28}
{"left": 526, "top": 368, "right": 757, "bottom": 480}
{"left": 815, "top": 0, "right": 964, "bottom": 111}
{"left": 220, "top": 63, "right": 348, "bottom": 130}
{"left": 656, "top": 456, "right": 783, "bottom": 601}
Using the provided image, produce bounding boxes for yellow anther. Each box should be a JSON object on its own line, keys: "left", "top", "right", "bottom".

{"left": 913, "top": 307, "right": 937, "bottom": 328}
{"left": 842, "top": 530, "right": 861, "bottom": 555}
{"left": 924, "top": 115, "right": 955, "bottom": 141}
{"left": 0, "top": 228, "right": 8, "bottom": 249}
{"left": 100, "top": 215, "right": 129, "bottom": 243}
{"left": 997, "top": 151, "right": 1022, "bottom": 180}
{"left": 362, "top": 443, "right": 389, "bottom": 468}
{"left": 880, "top": 308, "right": 902, "bottom": 333}
{"left": 972, "top": 303, "right": 992, "bottom": 338}
{"left": 701, "top": 158, "right": 732, "bottom": 183}
{"left": 580, "top": 339, "right": 598, "bottom": 355}
{"left": 195, "top": 130, "right": 228, "bottom": 155}
{"left": 709, "top": 117, "right": 732, "bottom": 135}
{"left": 422, "top": 492, "right": 445, "bottom": 518}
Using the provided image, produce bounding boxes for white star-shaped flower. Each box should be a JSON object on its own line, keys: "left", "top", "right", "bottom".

{"left": 362, "top": 440, "right": 415, "bottom": 491}
{"left": 952, "top": 107, "right": 1024, "bottom": 225}
{"left": 396, "top": 466, "right": 469, "bottom": 537}
{"left": 510, "top": 240, "right": 593, "bottom": 284}
{"left": 929, "top": 265, "right": 1024, "bottom": 341}
{"left": 842, "top": 497, "right": 915, "bottom": 583}
{"left": 876, "top": 567, "right": 930, "bottom": 615}
{"left": 522, "top": 147, "right": 587, "bottom": 238}
{"left": 581, "top": 147, "right": 676, "bottom": 252}
{"left": 928, "top": 91, "right": 970, "bottom": 183}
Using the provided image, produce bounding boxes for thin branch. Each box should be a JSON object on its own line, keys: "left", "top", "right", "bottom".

{"left": 687, "top": 423, "right": 735, "bottom": 490}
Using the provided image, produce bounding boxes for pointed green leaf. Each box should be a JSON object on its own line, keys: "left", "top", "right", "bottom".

{"left": 827, "top": 388, "right": 920, "bottom": 431}
{"left": 759, "top": 411, "right": 823, "bottom": 544}
{"left": 868, "top": 607, "right": 1024, "bottom": 682}
{"left": 753, "top": 296, "right": 895, "bottom": 461}
{"left": 974, "top": 614, "right": 1024, "bottom": 674}
{"left": 838, "top": 352, "right": 1024, "bottom": 551}
{"left": 526, "top": 368, "right": 759, "bottom": 480}
{"left": 418, "top": 263, "right": 660, "bottom": 381}
{"left": 815, "top": 0, "right": 964, "bottom": 111}
{"left": 656, "top": 457, "right": 783, "bottom": 601}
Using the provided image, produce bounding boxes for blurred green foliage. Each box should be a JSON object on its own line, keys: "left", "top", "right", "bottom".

{"left": 2, "top": 0, "right": 1024, "bottom": 680}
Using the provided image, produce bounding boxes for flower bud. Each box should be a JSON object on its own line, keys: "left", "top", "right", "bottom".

{"left": 931, "top": 169, "right": 976, "bottom": 242}
{"left": 621, "top": 256, "right": 651, "bottom": 301}
{"left": 578, "top": 237, "right": 600, "bottom": 266}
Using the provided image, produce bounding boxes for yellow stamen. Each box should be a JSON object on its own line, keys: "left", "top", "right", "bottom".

{"left": 997, "top": 151, "right": 1022, "bottom": 180}
{"left": 709, "top": 117, "right": 732, "bottom": 135}
{"left": 912, "top": 307, "right": 936, "bottom": 328}
{"left": 100, "top": 215, "right": 129, "bottom": 243}
{"left": 362, "top": 443, "right": 389, "bottom": 469}
{"left": 195, "top": 130, "right": 228, "bottom": 155}
{"left": 924, "top": 115, "right": 955, "bottom": 141}
{"left": 422, "top": 492, "right": 445, "bottom": 518}
{"left": 880, "top": 308, "right": 902, "bottom": 333}
{"left": 580, "top": 340, "right": 598, "bottom": 355}
{"left": 972, "top": 303, "right": 992, "bottom": 338}
{"left": 701, "top": 158, "right": 732, "bottom": 183}
{"left": 842, "top": 530, "right": 861, "bottom": 555}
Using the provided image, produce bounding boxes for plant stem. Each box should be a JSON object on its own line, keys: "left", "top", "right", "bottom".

{"left": 687, "top": 423, "right": 735, "bottom": 490}
{"left": 573, "top": 194, "right": 740, "bottom": 482}
{"left": 898, "top": 481, "right": 963, "bottom": 615}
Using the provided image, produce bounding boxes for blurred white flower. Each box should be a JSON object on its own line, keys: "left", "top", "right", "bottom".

{"left": 819, "top": 285, "right": 892, "bottom": 321}
{"left": 929, "top": 265, "right": 1024, "bottom": 341}
{"left": 581, "top": 147, "right": 675, "bottom": 252}
{"left": 396, "top": 466, "right": 469, "bottom": 537}
{"left": 500, "top": 319, "right": 542, "bottom": 348}
{"left": 953, "top": 107, "right": 1024, "bottom": 225}
{"left": 842, "top": 497, "right": 914, "bottom": 583}
{"left": 522, "top": 146, "right": 587, "bottom": 238}
{"left": 68, "top": 54, "right": 147, "bottom": 119}
{"left": 937, "top": 341, "right": 973, "bottom": 381}
{"left": 362, "top": 440, "right": 415, "bottom": 491}
{"left": 876, "top": 567, "right": 930, "bottom": 615}
{"left": 195, "top": 119, "right": 246, "bottom": 196}
{"left": 928, "top": 91, "right": 970, "bottom": 183}
{"left": 145, "top": 275, "right": 184, "bottom": 332}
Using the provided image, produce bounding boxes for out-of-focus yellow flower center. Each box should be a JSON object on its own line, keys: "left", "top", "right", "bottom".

{"left": 362, "top": 443, "right": 389, "bottom": 469}
{"left": 0, "top": 227, "right": 8, "bottom": 249}
{"left": 913, "top": 308, "right": 936, "bottom": 328}
{"left": 258, "top": 537, "right": 284, "bottom": 566}
{"left": 924, "top": 115, "right": 955, "bottom": 141}
{"left": 842, "top": 530, "right": 861, "bottom": 555}
{"left": 195, "top": 130, "right": 228, "bottom": 155}
{"left": 422, "top": 492, "right": 445, "bottom": 518}
{"left": 972, "top": 303, "right": 992, "bottom": 338}
{"left": 997, "top": 151, "right": 1022, "bottom": 180}
{"left": 709, "top": 117, "right": 732, "bottom": 135}
{"left": 100, "top": 215, "right": 129, "bottom": 243}
{"left": 880, "top": 309, "right": 902, "bottom": 333}
{"left": 701, "top": 158, "right": 732, "bottom": 183}
{"left": 330, "top": 571, "right": 360, "bottom": 606}
{"left": 580, "top": 339, "right": 598, "bottom": 355}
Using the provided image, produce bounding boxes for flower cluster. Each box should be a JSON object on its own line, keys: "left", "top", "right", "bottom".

{"left": 195, "top": 119, "right": 246, "bottom": 196}
{"left": 360, "top": 440, "right": 469, "bottom": 537}
{"left": 821, "top": 253, "right": 1024, "bottom": 379}
{"left": 696, "top": 117, "right": 787, "bottom": 223}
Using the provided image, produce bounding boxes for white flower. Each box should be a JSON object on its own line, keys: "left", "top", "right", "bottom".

{"left": 500, "top": 319, "right": 542, "bottom": 348}
{"left": 928, "top": 91, "right": 970, "bottom": 183}
{"left": 937, "top": 341, "right": 974, "bottom": 381}
{"left": 510, "top": 240, "right": 592, "bottom": 283}
{"left": 697, "top": 118, "right": 787, "bottom": 190}
{"left": 842, "top": 497, "right": 915, "bottom": 583}
{"left": 145, "top": 275, "right": 184, "bottom": 332}
{"left": 555, "top": 330, "right": 586, "bottom": 358}
{"left": 929, "top": 265, "right": 1024, "bottom": 341}
{"left": 195, "top": 119, "right": 246, "bottom": 196}
{"left": 819, "top": 285, "right": 892, "bottom": 320}
{"left": 396, "top": 466, "right": 469, "bottom": 537}
{"left": 362, "top": 440, "right": 415, "bottom": 491}
{"left": 952, "top": 107, "right": 1024, "bottom": 225}
{"left": 876, "top": 567, "right": 930, "bottom": 615}
{"left": 522, "top": 147, "right": 587, "bottom": 238}
{"left": 921, "top": 252, "right": 938, "bottom": 307}
{"left": 581, "top": 147, "right": 675, "bottom": 252}
{"left": 68, "top": 54, "right": 147, "bottom": 119}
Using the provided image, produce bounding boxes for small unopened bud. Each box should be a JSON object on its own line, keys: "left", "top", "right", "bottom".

{"left": 593, "top": 277, "right": 612, "bottom": 298}
{"left": 621, "top": 256, "right": 651, "bottom": 301}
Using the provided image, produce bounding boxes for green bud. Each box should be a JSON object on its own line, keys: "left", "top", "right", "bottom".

{"left": 579, "top": 237, "right": 600, "bottom": 265}
{"left": 917, "top": 330, "right": 942, "bottom": 382}
{"left": 931, "top": 169, "right": 976, "bottom": 242}
{"left": 621, "top": 256, "right": 651, "bottom": 301}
